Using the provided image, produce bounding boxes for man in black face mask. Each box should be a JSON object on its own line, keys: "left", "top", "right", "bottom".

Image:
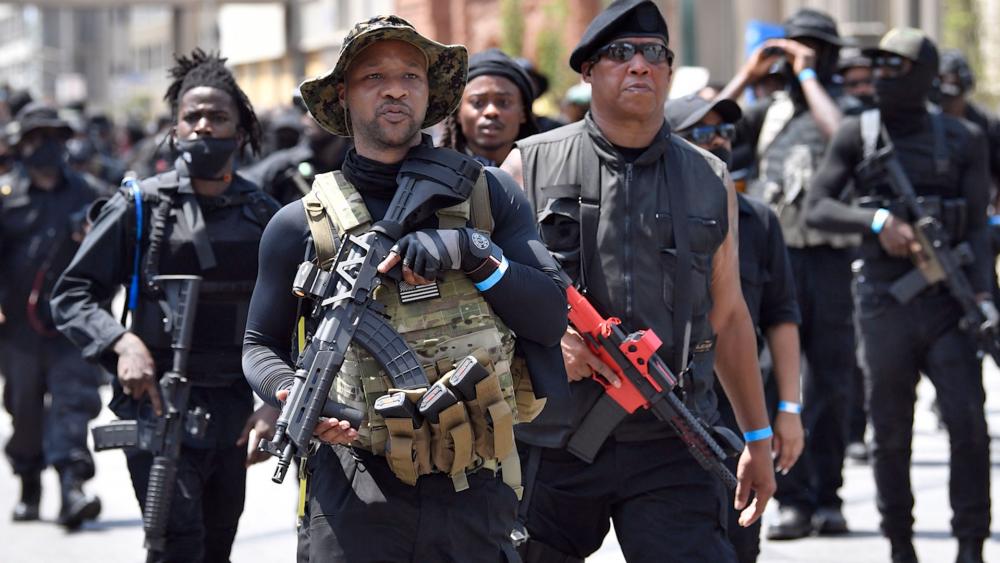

{"left": 719, "top": 7, "right": 861, "bottom": 541}
{"left": 806, "top": 28, "right": 992, "bottom": 563}
{"left": 0, "top": 102, "right": 104, "bottom": 530}
{"left": 937, "top": 49, "right": 1000, "bottom": 192}
{"left": 666, "top": 94, "right": 804, "bottom": 563}
{"left": 51, "top": 49, "right": 282, "bottom": 562}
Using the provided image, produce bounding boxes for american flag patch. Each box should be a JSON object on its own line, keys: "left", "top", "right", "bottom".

{"left": 398, "top": 280, "right": 441, "bottom": 304}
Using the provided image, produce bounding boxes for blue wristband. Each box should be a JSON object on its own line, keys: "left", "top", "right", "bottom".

{"left": 778, "top": 401, "right": 802, "bottom": 414}
{"left": 871, "top": 208, "right": 890, "bottom": 234}
{"left": 797, "top": 68, "right": 818, "bottom": 83}
{"left": 473, "top": 256, "right": 509, "bottom": 292}
{"left": 743, "top": 426, "right": 773, "bottom": 442}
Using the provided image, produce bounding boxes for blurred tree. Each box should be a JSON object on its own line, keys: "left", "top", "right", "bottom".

{"left": 501, "top": 0, "right": 524, "bottom": 57}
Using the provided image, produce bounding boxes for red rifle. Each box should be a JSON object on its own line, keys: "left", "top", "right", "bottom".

{"left": 565, "top": 286, "right": 741, "bottom": 489}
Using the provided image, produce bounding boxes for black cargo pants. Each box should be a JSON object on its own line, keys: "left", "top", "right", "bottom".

{"left": 855, "top": 283, "right": 990, "bottom": 540}
{"left": 518, "top": 437, "right": 736, "bottom": 563}
{"left": 775, "top": 246, "right": 856, "bottom": 513}
{"left": 1, "top": 336, "right": 103, "bottom": 477}
{"left": 298, "top": 444, "right": 520, "bottom": 563}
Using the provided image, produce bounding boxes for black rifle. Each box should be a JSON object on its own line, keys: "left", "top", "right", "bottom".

{"left": 258, "top": 150, "right": 482, "bottom": 483}
{"left": 859, "top": 141, "right": 1000, "bottom": 361}
{"left": 91, "top": 275, "right": 207, "bottom": 562}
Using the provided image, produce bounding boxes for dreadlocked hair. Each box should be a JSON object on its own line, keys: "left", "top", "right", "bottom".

{"left": 165, "top": 48, "right": 262, "bottom": 155}
{"left": 437, "top": 112, "right": 467, "bottom": 154}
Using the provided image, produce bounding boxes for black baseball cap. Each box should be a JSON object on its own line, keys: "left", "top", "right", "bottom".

{"left": 664, "top": 94, "right": 742, "bottom": 132}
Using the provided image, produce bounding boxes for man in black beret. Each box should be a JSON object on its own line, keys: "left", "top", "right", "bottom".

{"left": 440, "top": 48, "right": 538, "bottom": 166}
{"left": 503, "top": 1, "right": 776, "bottom": 561}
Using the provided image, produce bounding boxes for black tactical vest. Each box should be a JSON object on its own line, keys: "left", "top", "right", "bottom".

{"left": 128, "top": 168, "right": 278, "bottom": 383}
{"left": 752, "top": 93, "right": 859, "bottom": 249}
{"left": 518, "top": 116, "right": 729, "bottom": 441}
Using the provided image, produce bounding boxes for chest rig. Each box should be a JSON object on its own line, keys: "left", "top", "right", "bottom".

{"left": 301, "top": 168, "right": 523, "bottom": 494}
{"left": 127, "top": 170, "right": 277, "bottom": 380}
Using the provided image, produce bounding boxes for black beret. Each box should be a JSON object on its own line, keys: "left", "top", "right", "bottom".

{"left": 570, "top": 0, "right": 669, "bottom": 73}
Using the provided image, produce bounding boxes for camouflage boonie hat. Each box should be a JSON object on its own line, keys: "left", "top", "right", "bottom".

{"left": 299, "top": 15, "right": 468, "bottom": 137}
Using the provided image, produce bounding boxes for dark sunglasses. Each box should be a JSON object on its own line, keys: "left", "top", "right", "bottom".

{"left": 873, "top": 55, "right": 909, "bottom": 72}
{"left": 684, "top": 123, "right": 736, "bottom": 145}
{"left": 594, "top": 41, "right": 674, "bottom": 66}
{"left": 843, "top": 78, "right": 873, "bottom": 89}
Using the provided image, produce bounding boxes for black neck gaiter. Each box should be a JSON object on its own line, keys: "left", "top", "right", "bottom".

{"left": 341, "top": 148, "right": 401, "bottom": 199}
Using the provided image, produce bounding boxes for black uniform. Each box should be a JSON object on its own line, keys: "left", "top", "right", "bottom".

{"left": 718, "top": 194, "right": 800, "bottom": 562}
{"left": 242, "top": 144, "right": 567, "bottom": 563}
{"left": 242, "top": 138, "right": 350, "bottom": 205}
{"left": 805, "top": 108, "right": 992, "bottom": 542}
{"left": 734, "top": 84, "right": 861, "bottom": 521}
{"left": 51, "top": 160, "right": 279, "bottom": 562}
{"left": 516, "top": 111, "right": 736, "bottom": 562}
{"left": 0, "top": 165, "right": 103, "bottom": 481}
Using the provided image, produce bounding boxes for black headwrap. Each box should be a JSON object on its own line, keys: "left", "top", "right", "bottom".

{"left": 467, "top": 49, "right": 539, "bottom": 138}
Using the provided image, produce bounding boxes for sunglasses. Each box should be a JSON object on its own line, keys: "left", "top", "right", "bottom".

{"left": 684, "top": 123, "right": 736, "bottom": 145}
{"left": 843, "top": 78, "right": 873, "bottom": 89}
{"left": 873, "top": 55, "right": 911, "bottom": 77}
{"left": 594, "top": 41, "right": 674, "bottom": 66}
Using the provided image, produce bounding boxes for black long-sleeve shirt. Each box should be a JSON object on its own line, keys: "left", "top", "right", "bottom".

{"left": 242, "top": 166, "right": 567, "bottom": 406}
{"left": 805, "top": 111, "right": 992, "bottom": 293}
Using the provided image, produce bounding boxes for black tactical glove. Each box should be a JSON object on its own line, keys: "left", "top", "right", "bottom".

{"left": 391, "top": 228, "right": 503, "bottom": 282}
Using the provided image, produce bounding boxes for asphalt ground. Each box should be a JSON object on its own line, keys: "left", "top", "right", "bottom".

{"left": 3, "top": 363, "right": 1000, "bottom": 562}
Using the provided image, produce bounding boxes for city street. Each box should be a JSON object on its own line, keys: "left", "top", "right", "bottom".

{"left": 3, "top": 365, "right": 1000, "bottom": 562}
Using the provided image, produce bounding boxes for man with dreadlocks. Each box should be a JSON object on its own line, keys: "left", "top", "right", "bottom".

{"left": 439, "top": 48, "right": 539, "bottom": 166}
{"left": 51, "top": 49, "right": 281, "bottom": 562}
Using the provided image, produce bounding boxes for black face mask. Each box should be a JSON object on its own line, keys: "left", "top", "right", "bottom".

{"left": 876, "top": 60, "right": 936, "bottom": 118}
{"left": 22, "top": 139, "right": 66, "bottom": 171}
{"left": 854, "top": 94, "right": 877, "bottom": 108}
{"left": 709, "top": 146, "right": 732, "bottom": 169}
{"left": 176, "top": 137, "right": 238, "bottom": 180}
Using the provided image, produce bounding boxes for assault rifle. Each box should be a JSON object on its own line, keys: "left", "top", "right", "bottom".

{"left": 258, "top": 150, "right": 482, "bottom": 483}
{"left": 90, "top": 275, "right": 206, "bottom": 562}
{"left": 858, "top": 141, "right": 1000, "bottom": 362}
{"left": 564, "top": 286, "right": 743, "bottom": 489}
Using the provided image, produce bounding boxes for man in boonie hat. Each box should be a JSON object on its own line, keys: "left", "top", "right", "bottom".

{"left": 243, "top": 14, "right": 569, "bottom": 563}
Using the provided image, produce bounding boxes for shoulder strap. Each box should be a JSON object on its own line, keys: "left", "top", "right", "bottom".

{"left": 664, "top": 140, "right": 693, "bottom": 376}
{"left": 860, "top": 109, "right": 881, "bottom": 160}
{"left": 303, "top": 171, "right": 371, "bottom": 268}
{"left": 467, "top": 171, "right": 493, "bottom": 233}
{"left": 928, "top": 109, "right": 950, "bottom": 176}
{"left": 757, "top": 93, "right": 795, "bottom": 158}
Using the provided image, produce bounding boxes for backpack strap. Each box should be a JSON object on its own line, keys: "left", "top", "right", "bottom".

{"left": 860, "top": 109, "right": 881, "bottom": 161}
{"left": 928, "top": 109, "right": 950, "bottom": 176}
{"left": 757, "top": 92, "right": 796, "bottom": 158}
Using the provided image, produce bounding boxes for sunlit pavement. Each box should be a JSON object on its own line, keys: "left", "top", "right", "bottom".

{"left": 3, "top": 361, "right": 1000, "bottom": 562}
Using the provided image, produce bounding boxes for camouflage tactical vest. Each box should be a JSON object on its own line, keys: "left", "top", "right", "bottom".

{"left": 301, "top": 170, "right": 518, "bottom": 457}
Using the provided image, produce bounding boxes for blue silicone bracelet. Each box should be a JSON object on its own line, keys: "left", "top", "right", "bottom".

{"left": 871, "top": 208, "right": 890, "bottom": 234}
{"left": 743, "top": 426, "right": 773, "bottom": 442}
{"left": 797, "top": 67, "right": 818, "bottom": 83}
{"left": 778, "top": 401, "right": 802, "bottom": 414}
{"left": 474, "top": 256, "right": 509, "bottom": 292}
